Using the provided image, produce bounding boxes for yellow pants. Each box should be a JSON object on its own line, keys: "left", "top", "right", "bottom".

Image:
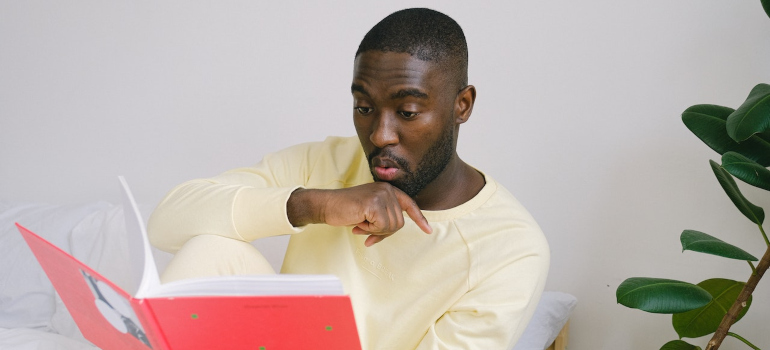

{"left": 160, "top": 234, "right": 276, "bottom": 283}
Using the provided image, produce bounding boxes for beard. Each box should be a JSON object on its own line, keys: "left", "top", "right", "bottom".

{"left": 368, "top": 123, "right": 455, "bottom": 198}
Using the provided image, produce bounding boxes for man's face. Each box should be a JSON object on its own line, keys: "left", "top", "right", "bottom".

{"left": 352, "top": 51, "right": 458, "bottom": 197}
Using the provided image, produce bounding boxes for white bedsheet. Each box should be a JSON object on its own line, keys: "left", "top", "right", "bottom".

{"left": 0, "top": 328, "right": 97, "bottom": 350}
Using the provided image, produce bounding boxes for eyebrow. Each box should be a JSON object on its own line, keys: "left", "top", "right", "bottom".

{"left": 351, "top": 84, "right": 369, "bottom": 97}
{"left": 351, "top": 84, "right": 429, "bottom": 100}
{"left": 390, "top": 89, "right": 428, "bottom": 99}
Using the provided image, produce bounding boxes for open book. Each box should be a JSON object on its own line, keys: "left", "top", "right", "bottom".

{"left": 16, "top": 177, "right": 361, "bottom": 350}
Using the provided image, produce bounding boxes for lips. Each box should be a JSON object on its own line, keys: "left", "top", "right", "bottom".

{"left": 371, "top": 157, "right": 401, "bottom": 181}
{"left": 374, "top": 166, "right": 400, "bottom": 181}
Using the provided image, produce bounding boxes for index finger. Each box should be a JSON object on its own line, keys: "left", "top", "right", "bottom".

{"left": 393, "top": 189, "right": 432, "bottom": 234}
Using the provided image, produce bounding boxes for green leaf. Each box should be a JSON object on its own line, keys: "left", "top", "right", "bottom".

{"left": 617, "top": 277, "right": 712, "bottom": 314}
{"left": 661, "top": 340, "right": 702, "bottom": 350}
{"left": 722, "top": 151, "right": 770, "bottom": 191}
{"left": 682, "top": 104, "right": 770, "bottom": 166}
{"left": 681, "top": 230, "right": 758, "bottom": 261}
{"left": 673, "top": 278, "right": 751, "bottom": 338}
{"left": 726, "top": 83, "right": 770, "bottom": 142}
{"left": 762, "top": 0, "right": 770, "bottom": 20}
{"left": 710, "top": 160, "right": 765, "bottom": 224}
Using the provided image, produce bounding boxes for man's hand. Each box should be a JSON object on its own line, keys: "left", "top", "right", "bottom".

{"left": 287, "top": 183, "right": 432, "bottom": 246}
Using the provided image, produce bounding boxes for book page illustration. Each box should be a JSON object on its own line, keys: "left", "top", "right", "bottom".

{"left": 82, "top": 270, "right": 151, "bottom": 348}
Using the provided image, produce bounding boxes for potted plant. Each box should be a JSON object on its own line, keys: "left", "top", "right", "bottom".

{"left": 615, "top": 2, "right": 770, "bottom": 350}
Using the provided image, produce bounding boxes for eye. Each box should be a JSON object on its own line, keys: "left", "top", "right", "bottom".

{"left": 399, "top": 111, "right": 419, "bottom": 119}
{"left": 355, "top": 107, "right": 373, "bottom": 115}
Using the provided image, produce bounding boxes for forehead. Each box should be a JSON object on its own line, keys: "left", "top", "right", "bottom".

{"left": 352, "top": 51, "right": 445, "bottom": 96}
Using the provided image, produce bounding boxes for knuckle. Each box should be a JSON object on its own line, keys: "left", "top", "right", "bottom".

{"left": 369, "top": 195, "right": 385, "bottom": 206}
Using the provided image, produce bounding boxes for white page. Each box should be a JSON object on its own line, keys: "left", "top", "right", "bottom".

{"left": 149, "top": 274, "right": 344, "bottom": 298}
{"left": 119, "top": 176, "right": 161, "bottom": 298}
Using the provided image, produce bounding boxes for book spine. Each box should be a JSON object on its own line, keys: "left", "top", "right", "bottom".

{"left": 131, "top": 297, "right": 172, "bottom": 350}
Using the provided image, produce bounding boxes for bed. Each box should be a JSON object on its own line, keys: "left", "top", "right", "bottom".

{"left": 0, "top": 201, "right": 575, "bottom": 350}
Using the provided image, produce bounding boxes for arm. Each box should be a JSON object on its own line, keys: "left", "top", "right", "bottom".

{"left": 148, "top": 138, "right": 430, "bottom": 252}
{"left": 147, "top": 141, "right": 322, "bottom": 253}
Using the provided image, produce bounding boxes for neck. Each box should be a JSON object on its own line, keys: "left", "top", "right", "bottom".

{"left": 412, "top": 154, "right": 485, "bottom": 210}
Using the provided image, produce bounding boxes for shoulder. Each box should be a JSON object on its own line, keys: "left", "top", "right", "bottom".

{"left": 268, "top": 136, "right": 362, "bottom": 158}
{"left": 477, "top": 176, "right": 545, "bottom": 237}
{"left": 259, "top": 136, "right": 364, "bottom": 167}
{"left": 486, "top": 179, "right": 542, "bottom": 230}
{"left": 456, "top": 175, "right": 550, "bottom": 280}
{"left": 319, "top": 136, "right": 365, "bottom": 160}
{"left": 263, "top": 136, "right": 369, "bottom": 188}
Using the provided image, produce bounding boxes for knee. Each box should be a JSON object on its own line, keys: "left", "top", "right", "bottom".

{"left": 161, "top": 235, "right": 275, "bottom": 283}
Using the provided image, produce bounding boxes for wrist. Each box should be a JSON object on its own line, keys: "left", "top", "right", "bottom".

{"left": 287, "top": 188, "right": 326, "bottom": 227}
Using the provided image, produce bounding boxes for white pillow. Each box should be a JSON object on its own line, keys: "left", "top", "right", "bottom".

{"left": 512, "top": 291, "right": 577, "bottom": 350}
{"left": 0, "top": 202, "right": 110, "bottom": 330}
{"left": 45, "top": 203, "right": 168, "bottom": 340}
{"left": 49, "top": 205, "right": 129, "bottom": 341}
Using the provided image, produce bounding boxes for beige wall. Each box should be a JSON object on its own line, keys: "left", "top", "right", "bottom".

{"left": 2, "top": 1, "right": 769, "bottom": 348}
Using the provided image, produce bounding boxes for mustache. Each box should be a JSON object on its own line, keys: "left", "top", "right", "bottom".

{"left": 367, "top": 148, "right": 411, "bottom": 171}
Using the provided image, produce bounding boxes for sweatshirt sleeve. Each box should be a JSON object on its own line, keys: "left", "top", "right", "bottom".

{"left": 147, "top": 141, "right": 322, "bottom": 253}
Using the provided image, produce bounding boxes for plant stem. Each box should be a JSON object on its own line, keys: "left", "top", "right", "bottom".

{"left": 759, "top": 224, "right": 769, "bottom": 247}
{"left": 705, "top": 245, "right": 770, "bottom": 350}
{"left": 727, "top": 332, "right": 761, "bottom": 350}
{"left": 748, "top": 261, "right": 756, "bottom": 275}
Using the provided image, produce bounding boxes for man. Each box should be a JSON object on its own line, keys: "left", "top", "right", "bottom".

{"left": 148, "top": 8, "right": 549, "bottom": 349}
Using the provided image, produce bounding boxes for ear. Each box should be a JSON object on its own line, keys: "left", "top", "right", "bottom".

{"left": 454, "top": 85, "right": 476, "bottom": 125}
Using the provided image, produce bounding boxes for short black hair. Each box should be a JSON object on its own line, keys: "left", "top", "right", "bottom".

{"left": 356, "top": 8, "right": 468, "bottom": 89}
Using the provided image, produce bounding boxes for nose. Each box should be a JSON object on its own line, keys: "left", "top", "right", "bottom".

{"left": 369, "top": 112, "right": 399, "bottom": 148}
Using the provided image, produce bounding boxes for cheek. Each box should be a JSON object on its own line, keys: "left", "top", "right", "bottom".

{"left": 400, "top": 120, "right": 441, "bottom": 156}
{"left": 353, "top": 118, "right": 367, "bottom": 134}
{"left": 404, "top": 114, "right": 444, "bottom": 141}
{"left": 354, "top": 119, "right": 373, "bottom": 149}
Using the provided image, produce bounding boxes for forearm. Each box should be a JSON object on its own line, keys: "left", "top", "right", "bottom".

{"left": 147, "top": 138, "right": 362, "bottom": 252}
{"left": 147, "top": 179, "right": 302, "bottom": 252}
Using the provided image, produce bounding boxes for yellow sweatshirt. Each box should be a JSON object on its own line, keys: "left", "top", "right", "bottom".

{"left": 147, "top": 136, "right": 549, "bottom": 350}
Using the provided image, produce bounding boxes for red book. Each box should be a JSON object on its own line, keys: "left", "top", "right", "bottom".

{"left": 16, "top": 177, "right": 361, "bottom": 350}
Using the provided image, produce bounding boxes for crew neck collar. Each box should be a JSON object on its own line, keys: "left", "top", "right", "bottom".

{"left": 420, "top": 172, "right": 496, "bottom": 222}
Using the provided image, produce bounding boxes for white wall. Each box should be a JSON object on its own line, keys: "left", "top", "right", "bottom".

{"left": 2, "top": 1, "right": 769, "bottom": 349}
